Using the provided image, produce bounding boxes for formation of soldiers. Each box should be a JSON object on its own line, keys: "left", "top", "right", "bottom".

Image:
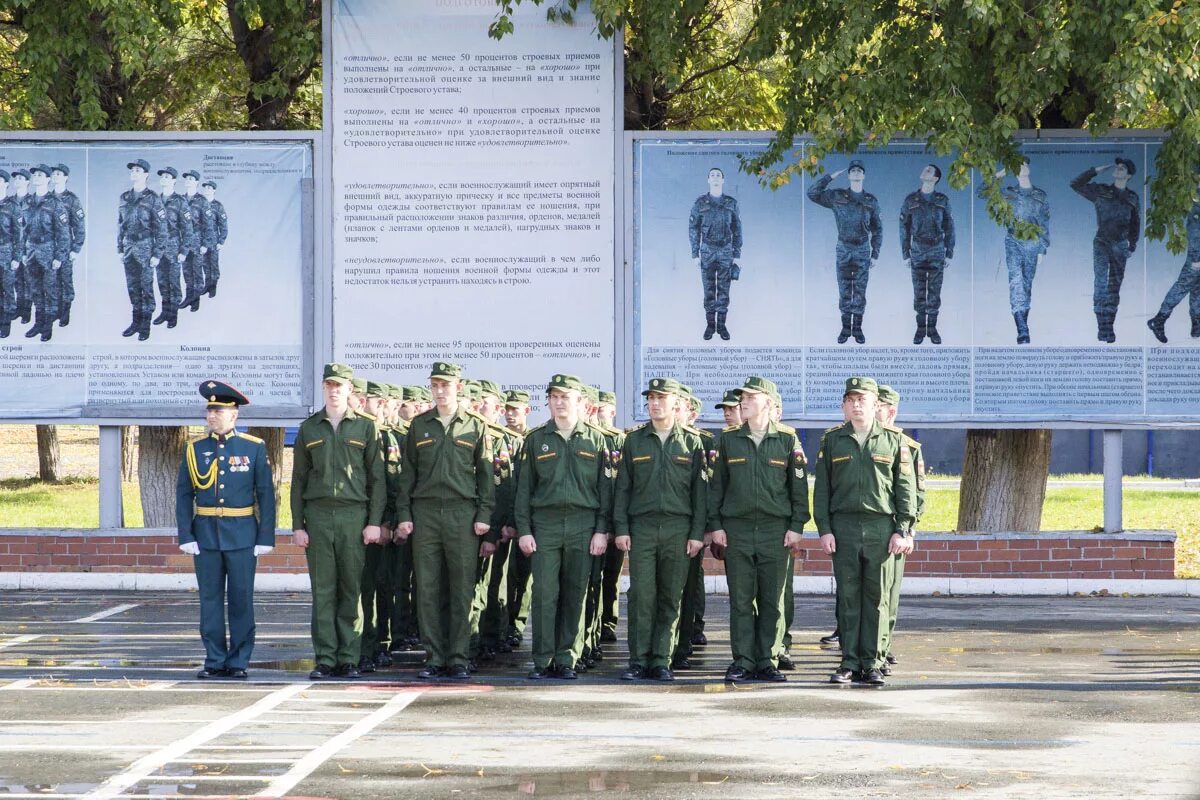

{"left": 118, "top": 159, "right": 228, "bottom": 340}
{"left": 0, "top": 164, "right": 84, "bottom": 341}
{"left": 283, "top": 362, "right": 925, "bottom": 686}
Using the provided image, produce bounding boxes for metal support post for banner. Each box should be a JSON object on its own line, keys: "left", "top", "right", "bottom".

{"left": 98, "top": 426, "right": 124, "bottom": 528}
{"left": 1102, "top": 429, "right": 1123, "bottom": 533}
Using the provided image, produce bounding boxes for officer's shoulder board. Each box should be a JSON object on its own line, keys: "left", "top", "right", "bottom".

{"left": 463, "top": 408, "right": 493, "bottom": 428}
{"left": 684, "top": 425, "right": 713, "bottom": 441}
{"left": 902, "top": 433, "right": 921, "bottom": 450}
{"left": 625, "top": 422, "right": 648, "bottom": 434}
{"left": 883, "top": 423, "right": 904, "bottom": 435}
{"left": 485, "top": 420, "right": 509, "bottom": 438}
{"left": 359, "top": 410, "right": 377, "bottom": 422}
{"left": 236, "top": 432, "right": 264, "bottom": 445}
{"left": 188, "top": 434, "right": 209, "bottom": 446}
{"left": 721, "top": 424, "right": 740, "bottom": 433}
{"left": 775, "top": 422, "right": 796, "bottom": 435}
{"left": 584, "top": 420, "right": 611, "bottom": 439}
{"left": 823, "top": 424, "right": 842, "bottom": 435}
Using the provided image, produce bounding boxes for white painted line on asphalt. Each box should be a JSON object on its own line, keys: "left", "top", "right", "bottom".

{"left": 70, "top": 603, "right": 141, "bottom": 623}
{"left": 257, "top": 690, "right": 426, "bottom": 798}
{"left": 0, "top": 634, "right": 42, "bottom": 651}
{"left": 0, "top": 678, "right": 36, "bottom": 690}
{"left": 189, "top": 744, "right": 315, "bottom": 750}
{"left": 82, "top": 682, "right": 310, "bottom": 800}
{"left": 164, "top": 758, "right": 296, "bottom": 764}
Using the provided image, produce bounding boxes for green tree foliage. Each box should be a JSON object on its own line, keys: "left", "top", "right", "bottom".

{"left": 0, "top": 0, "right": 319, "bottom": 131}
{"left": 491, "top": 0, "right": 783, "bottom": 131}
{"left": 497, "top": 0, "right": 1200, "bottom": 251}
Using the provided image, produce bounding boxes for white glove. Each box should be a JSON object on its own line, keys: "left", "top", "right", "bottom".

{"left": 179, "top": 542, "right": 200, "bottom": 556}
{"left": 253, "top": 545, "right": 274, "bottom": 557}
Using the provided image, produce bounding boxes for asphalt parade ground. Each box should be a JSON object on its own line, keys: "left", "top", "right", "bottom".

{"left": 0, "top": 591, "right": 1197, "bottom": 799}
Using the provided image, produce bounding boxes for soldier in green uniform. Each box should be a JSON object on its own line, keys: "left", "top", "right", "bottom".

{"left": 388, "top": 385, "right": 421, "bottom": 653}
{"left": 357, "top": 381, "right": 399, "bottom": 673}
{"left": 595, "top": 390, "right": 626, "bottom": 646}
{"left": 673, "top": 386, "right": 713, "bottom": 668}
{"left": 176, "top": 380, "right": 275, "bottom": 679}
{"left": 516, "top": 374, "right": 613, "bottom": 679}
{"left": 290, "top": 363, "right": 385, "bottom": 679}
{"left": 580, "top": 384, "right": 616, "bottom": 669}
{"left": 813, "top": 377, "right": 917, "bottom": 686}
{"left": 876, "top": 385, "right": 924, "bottom": 674}
{"left": 615, "top": 378, "right": 706, "bottom": 681}
{"left": 396, "top": 362, "right": 495, "bottom": 680}
{"left": 502, "top": 389, "right": 534, "bottom": 647}
{"left": 770, "top": 391, "right": 799, "bottom": 672}
{"left": 708, "top": 376, "right": 809, "bottom": 682}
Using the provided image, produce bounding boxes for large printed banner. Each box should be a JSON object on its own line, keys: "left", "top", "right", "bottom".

{"left": 0, "top": 140, "right": 311, "bottom": 419}
{"left": 331, "top": 0, "right": 616, "bottom": 408}
{"left": 633, "top": 135, "right": 1197, "bottom": 425}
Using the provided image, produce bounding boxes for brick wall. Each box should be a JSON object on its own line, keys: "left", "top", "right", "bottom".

{"left": 0, "top": 529, "right": 1176, "bottom": 580}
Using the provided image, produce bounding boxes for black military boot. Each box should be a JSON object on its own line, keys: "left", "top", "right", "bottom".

{"left": 207, "top": 282, "right": 217, "bottom": 298}
{"left": 1192, "top": 317, "right": 1200, "bottom": 338}
{"left": 0, "top": 319, "right": 9, "bottom": 338}
{"left": 24, "top": 312, "right": 42, "bottom": 338}
{"left": 1104, "top": 313, "right": 1117, "bottom": 344}
{"left": 703, "top": 311, "right": 716, "bottom": 341}
{"left": 913, "top": 314, "right": 926, "bottom": 345}
{"left": 138, "top": 318, "right": 151, "bottom": 341}
{"left": 1147, "top": 313, "right": 1168, "bottom": 344}
{"left": 58, "top": 302, "right": 70, "bottom": 327}
{"left": 40, "top": 318, "right": 52, "bottom": 342}
{"left": 851, "top": 314, "right": 865, "bottom": 344}
{"left": 19, "top": 306, "right": 30, "bottom": 324}
{"left": 927, "top": 314, "right": 941, "bottom": 344}
{"left": 122, "top": 313, "right": 139, "bottom": 337}
{"left": 1095, "top": 312, "right": 1106, "bottom": 342}
{"left": 837, "top": 313, "right": 852, "bottom": 344}
{"left": 1014, "top": 311, "right": 1030, "bottom": 344}
{"left": 716, "top": 312, "right": 730, "bottom": 341}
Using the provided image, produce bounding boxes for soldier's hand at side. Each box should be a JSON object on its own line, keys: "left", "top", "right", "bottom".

{"left": 150, "top": 256, "right": 159, "bottom": 266}
{"left": 473, "top": 521, "right": 490, "bottom": 537}
{"left": 362, "top": 525, "right": 382, "bottom": 545}
{"left": 479, "top": 541, "right": 496, "bottom": 558}
{"left": 784, "top": 530, "right": 804, "bottom": 556}
{"left": 501, "top": 525, "right": 517, "bottom": 542}
{"left": 589, "top": 532, "right": 608, "bottom": 556}
{"left": 8, "top": 261, "right": 16, "bottom": 270}
{"left": 888, "top": 533, "right": 914, "bottom": 555}
{"left": 177, "top": 254, "right": 186, "bottom": 263}
{"left": 710, "top": 529, "right": 727, "bottom": 549}
{"left": 51, "top": 260, "right": 60, "bottom": 270}
{"left": 179, "top": 541, "right": 199, "bottom": 556}
{"left": 200, "top": 246, "right": 208, "bottom": 255}
{"left": 685, "top": 539, "right": 704, "bottom": 558}
{"left": 396, "top": 521, "right": 414, "bottom": 539}
{"left": 1191, "top": 261, "right": 1200, "bottom": 271}
{"left": 253, "top": 545, "right": 273, "bottom": 557}
{"left": 903, "top": 258, "right": 911, "bottom": 269}
{"left": 820, "top": 533, "right": 836, "bottom": 555}
{"left": 293, "top": 530, "right": 309, "bottom": 549}
{"left": 709, "top": 541, "right": 726, "bottom": 560}
{"left": 615, "top": 535, "right": 631, "bottom": 552}
{"left": 518, "top": 534, "right": 537, "bottom": 556}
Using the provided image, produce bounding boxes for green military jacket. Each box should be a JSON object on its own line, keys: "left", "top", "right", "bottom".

{"left": 706, "top": 420, "right": 810, "bottom": 532}
{"left": 397, "top": 406, "right": 495, "bottom": 527}
{"left": 613, "top": 422, "right": 707, "bottom": 541}
{"left": 379, "top": 423, "right": 403, "bottom": 528}
{"left": 475, "top": 413, "right": 515, "bottom": 540}
{"left": 290, "top": 407, "right": 386, "bottom": 528}
{"left": 515, "top": 418, "right": 613, "bottom": 536}
{"left": 812, "top": 420, "right": 918, "bottom": 534}
{"left": 898, "top": 429, "right": 926, "bottom": 525}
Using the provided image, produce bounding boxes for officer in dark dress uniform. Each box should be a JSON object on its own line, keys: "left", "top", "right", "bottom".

{"left": 176, "top": 381, "right": 276, "bottom": 679}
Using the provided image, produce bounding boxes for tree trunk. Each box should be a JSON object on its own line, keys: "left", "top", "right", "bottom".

{"left": 35, "top": 425, "right": 61, "bottom": 482}
{"left": 247, "top": 426, "right": 285, "bottom": 510}
{"left": 957, "top": 430, "right": 1052, "bottom": 532}
{"left": 138, "top": 426, "right": 187, "bottom": 528}
{"left": 120, "top": 426, "right": 136, "bottom": 482}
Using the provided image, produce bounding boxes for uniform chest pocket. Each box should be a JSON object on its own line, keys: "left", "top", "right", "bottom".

{"left": 304, "top": 438, "right": 325, "bottom": 450}
{"left": 453, "top": 435, "right": 477, "bottom": 450}
{"left": 533, "top": 448, "right": 559, "bottom": 478}
{"left": 345, "top": 438, "right": 367, "bottom": 450}
{"left": 767, "top": 458, "right": 787, "bottom": 469}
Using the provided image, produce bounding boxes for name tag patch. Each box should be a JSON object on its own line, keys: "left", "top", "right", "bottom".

{"left": 631, "top": 455, "right": 652, "bottom": 464}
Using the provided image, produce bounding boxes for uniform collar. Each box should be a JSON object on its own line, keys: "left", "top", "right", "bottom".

{"left": 544, "top": 417, "right": 586, "bottom": 438}
{"left": 642, "top": 421, "right": 682, "bottom": 440}
{"left": 736, "top": 420, "right": 779, "bottom": 439}
{"left": 838, "top": 419, "right": 882, "bottom": 439}
{"left": 320, "top": 406, "right": 357, "bottom": 423}
{"left": 211, "top": 428, "right": 238, "bottom": 444}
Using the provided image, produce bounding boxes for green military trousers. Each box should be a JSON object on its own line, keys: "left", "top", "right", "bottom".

{"left": 479, "top": 538, "right": 512, "bottom": 651}
{"left": 304, "top": 503, "right": 368, "bottom": 667}
{"left": 626, "top": 515, "right": 691, "bottom": 669}
{"left": 880, "top": 552, "right": 906, "bottom": 658}
{"left": 724, "top": 516, "right": 791, "bottom": 671}
{"left": 412, "top": 500, "right": 478, "bottom": 669}
{"left": 600, "top": 540, "right": 625, "bottom": 638}
{"left": 782, "top": 554, "right": 797, "bottom": 652}
{"left": 506, "top": 547, "right": 533, "bottom": 641}
{"left": 388, "top": 536, "right": 419, "bottom": 646}
{"left": 359, "top": 542, "right": 389, "bottom": 658}
{"left": 529, "top": 510, "right": 595, "bottom": 670}
{"left": 674, "top": 553, "right": 704, "bottom": 662}
{"left": 831, "top": 512, "right": 896, "bottom": 673}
